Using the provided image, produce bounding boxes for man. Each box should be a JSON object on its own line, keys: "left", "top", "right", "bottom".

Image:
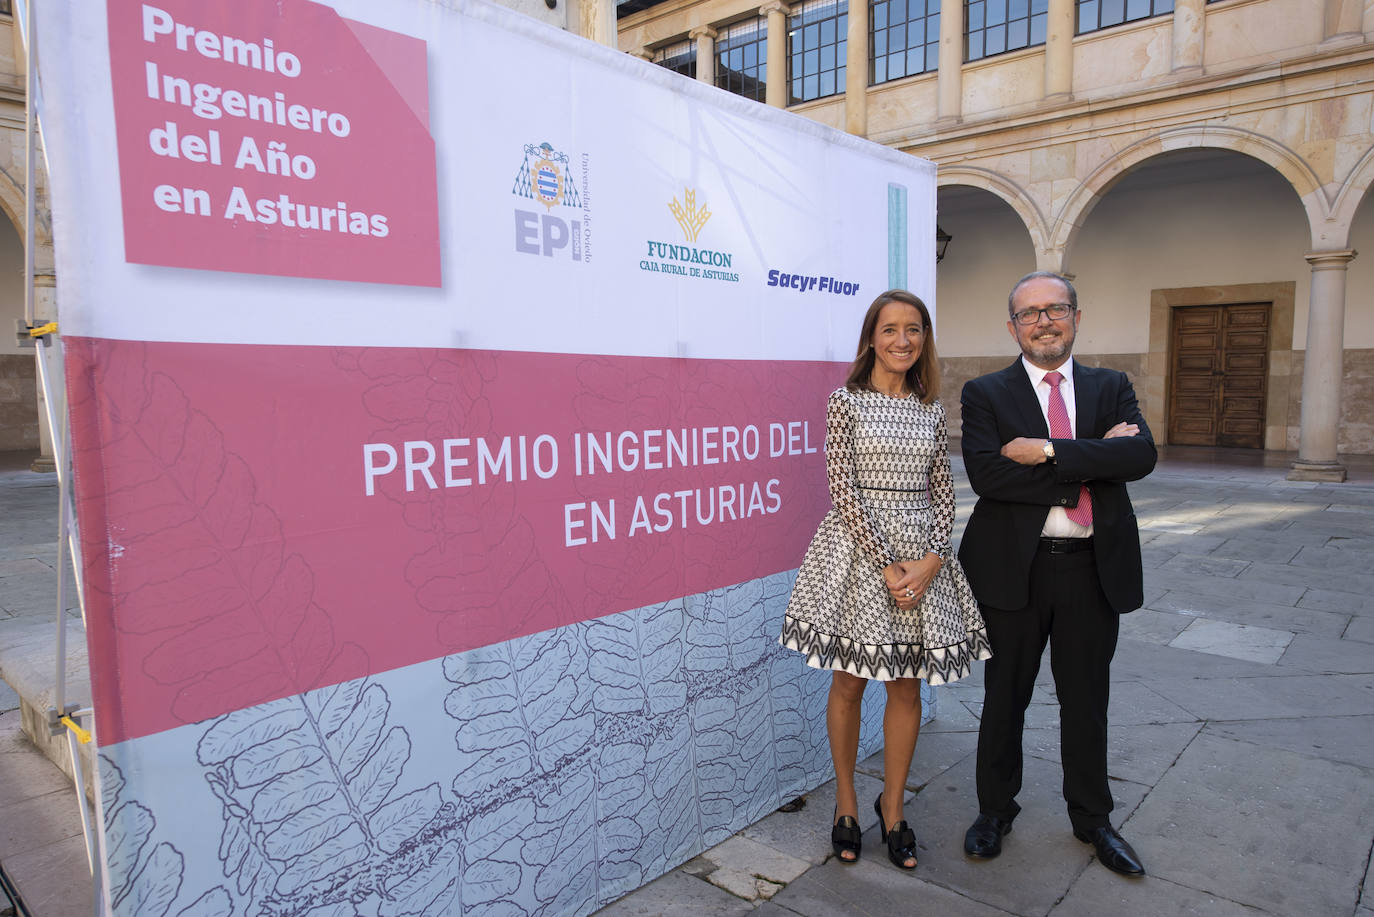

{"left": 957, "top": 271, "right": 1155, "bottom": 876}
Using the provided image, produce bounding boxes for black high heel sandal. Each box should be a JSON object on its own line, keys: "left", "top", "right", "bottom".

{"left": 874, "top": 794, "right": 918, "bottom": 869}
{"left": 831, "top": 809, "right": 862, "bottom": 863}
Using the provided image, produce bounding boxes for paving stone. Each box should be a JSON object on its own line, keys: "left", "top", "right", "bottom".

{"left": 1103, "top": 681, "right": 1201, "bottom": 726}
{"left": 1023, "top": 721, "right": 1204, "bottom": 787}
{"left": 0, "top": 544, "right": 60, "bottom": 565}
{"left": 2, "top": 834, "right": 94, "bottom": 917}
{"left": 1206, "top": 538, "right": 1302, "bottom": 564}
{"left": 1363, "top": 851, "right": 1374, "bottom": 917}
{"left": 1283, "top": 516, "right": 1374, "bottom": 540}
{"left": 1149, "top": 590, "right": 1348, "bottom": 638}
{"left": 922, "top": 694, "right": 982, "bottom": 734}
{"left": 1300, "top": 588, "right": 1374, "bottom": 615}
{"left": 1122, "top": 733, "right": 1374, "bottom": 916}
{"left": 1149, "top": 673, "right": 1374, "bottom": 722}
{"left": 0, "top": 558, "right": 54, "bottom": 578}
{"left": 1160, "top": 554, "right": 1252, "bottom": 579}
{"left": 1140, "top": 545, "right": 1180, "bottom": 569}
{"left": 1141, "top": 570, "right": 1306, "bottom": 606}
{"left": 1244, "top": 563, "right": 1374, "bottom": 598}
{"left": 1291, "top": 544, "right": 1374, "bottom": 574}
{"left": 877, "top": 752, "right": 1148, "bottom": 916}
{"left": 593, "top": 868, "right": 756, "bottom": 916}
{"left": 769, "top": 867, "right": 1006, "bottom": 917}
{"left": 1168, "top": 619, "right": 1293, "bottom": 665}
{"left": 1202, "top": 716, "right": 1374, "bottom": 771}
{"left": 0, "top": 788, "right": 87, "bottom": 859}
{"left": 0, "top": 679, "right": 17, "bottom": 713}
{"left": 1323, "top": 534, "right": 1374, "bottom": 552}
{"left": 0, "top": 712, "right": 75, "bottom": 808}
{"left": 1112, "top": 639, "right": 1283, "bottom": 683}
{"left": 0, "top": 568, "right": 81, "bottom": 617}
{"left": 904, "top": 729, "right": 978, "bottom": 790}
{"left": 698, "top": 836, "right": 811, "bottom": 899}
{"left": 1120, "top": 609, "right": 1193, "bottom": 644}
{"left": 1139, "top": 587, "right": 1168, "bottom": 612}
{"left": 1276, "top": 634, "right": 1374, "bottom": 674}
{"left": 1345, "top": 616, "right": 1374, "bottom": 643}
{"left": 741, "top": 771, "right": 886, "bottom": 867}
{"left": 1051, "top": 868, "right": 1283, "bottom": 916}
{"left": 1134, "top": 530, "right": 1225, "bottom": 551}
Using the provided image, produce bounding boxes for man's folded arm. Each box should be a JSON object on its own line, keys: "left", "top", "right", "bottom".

{"left": 961, "top": 380, "right": 1080, "bottom": 506}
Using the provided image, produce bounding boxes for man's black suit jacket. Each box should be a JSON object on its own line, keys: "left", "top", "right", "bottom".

{"left": 958, "top": 359, "right": 1157, "bottom": 614}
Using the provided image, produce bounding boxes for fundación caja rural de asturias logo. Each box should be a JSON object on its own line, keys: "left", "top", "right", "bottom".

{"left": 513, "top": 141, "right": 592, "bottom": 263}
{"left": 639, "top": 188, "right": 740, "bottom": 283}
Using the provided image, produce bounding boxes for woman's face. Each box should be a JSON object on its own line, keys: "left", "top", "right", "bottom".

{"left": 870, "top": 302, "right": 924, "bottom": 378}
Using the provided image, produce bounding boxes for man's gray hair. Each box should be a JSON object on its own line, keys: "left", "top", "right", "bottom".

{"left": 1008, "top": 271, "right": 1077, "bottom": 316}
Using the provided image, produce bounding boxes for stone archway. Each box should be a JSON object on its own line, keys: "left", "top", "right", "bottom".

{"left": 937, "top": 166, "right": 1051, "bottom": 264}
{"left": 1050, "top": 126, "right": 1328, "bottom": 272}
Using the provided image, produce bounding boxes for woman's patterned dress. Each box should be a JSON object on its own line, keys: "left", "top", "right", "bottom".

{"left": 779, "top": 387, "right": 992, "bottom": 683}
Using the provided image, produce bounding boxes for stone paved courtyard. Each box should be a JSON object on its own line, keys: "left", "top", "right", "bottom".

{"left": 2, "top": 447, "right": 1373, "bottom": 916}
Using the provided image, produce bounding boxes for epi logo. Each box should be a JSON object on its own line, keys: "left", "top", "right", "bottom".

{"left": 669, "top": 188, "right": 711, "bottom": 242}
{"left": 513, "top": 141, "right": 591, "bottom": 262}
{"left": 639, "top": 187, "right": 739, "bottom": 283}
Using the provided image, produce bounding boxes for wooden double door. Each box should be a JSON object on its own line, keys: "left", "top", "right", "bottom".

{"left": 1168, "top": 303, "right": 1271, "bottom": 449}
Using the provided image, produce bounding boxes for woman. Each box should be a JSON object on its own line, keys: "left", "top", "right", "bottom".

{"left": 779, "top": 289, "right": 992, "bottom": 869}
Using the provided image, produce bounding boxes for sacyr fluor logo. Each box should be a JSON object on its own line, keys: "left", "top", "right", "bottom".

{"left": 639, "top": 187, "right": 739, "bottom": 283}
{"left": 513, "top": 141, "right": 591, "bottom": 263}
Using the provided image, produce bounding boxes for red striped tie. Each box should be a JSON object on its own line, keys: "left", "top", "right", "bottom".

{"left": 1044, "top": 371, "right": 1092, "bottom": 526}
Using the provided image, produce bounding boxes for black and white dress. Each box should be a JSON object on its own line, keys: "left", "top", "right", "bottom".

{"left": 779, "top": 387, "right": 991, "bottom": 684}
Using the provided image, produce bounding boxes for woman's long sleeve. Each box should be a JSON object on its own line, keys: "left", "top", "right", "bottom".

{"left": 825, "top": 390, "right": 897, "bottom": 570}
{"left": 926, "top": 402, "right": 954, "bottom": 558}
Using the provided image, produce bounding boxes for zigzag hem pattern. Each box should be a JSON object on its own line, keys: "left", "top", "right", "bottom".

{"left": 779, "top": 614, "right": 992, "bottom": 685}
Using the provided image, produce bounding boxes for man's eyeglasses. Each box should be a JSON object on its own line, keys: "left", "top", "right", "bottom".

{"left": 1012, "top": 303, "right": 1075, "bottom": 325}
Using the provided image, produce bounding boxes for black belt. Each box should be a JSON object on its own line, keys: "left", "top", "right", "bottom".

{"left": 1038, "top": 537, "right": 1093, "bottom": 554}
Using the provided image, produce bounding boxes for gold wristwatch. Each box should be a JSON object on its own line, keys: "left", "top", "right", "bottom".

{"left": 1042, "top": 440, "right": 1055, "bottom": 462}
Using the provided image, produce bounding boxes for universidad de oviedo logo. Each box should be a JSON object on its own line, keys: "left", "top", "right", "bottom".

{"left": 513, "top": 141, "right": 591, "bottom": 263}
{"left": 639, "top": 188, "right": 740, "bottom": 283}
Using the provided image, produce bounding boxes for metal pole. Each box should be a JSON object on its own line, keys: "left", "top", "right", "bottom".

{"left": 53, "top": 387, "right": 69, "bottom": 719}
{"left": 22, "top": 0, "right": 35, "bottom": 328}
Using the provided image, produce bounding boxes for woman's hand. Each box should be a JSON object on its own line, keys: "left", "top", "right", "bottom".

{"left": 885, "top": 554, "right": 942, "bottom": 610}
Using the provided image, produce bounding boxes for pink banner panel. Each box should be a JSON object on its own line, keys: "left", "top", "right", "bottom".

{"left": 106, "top": 0, "right": 441, "bottom": 285}
{"left": 65, "top": 337, "right": 839, "bottom": 744}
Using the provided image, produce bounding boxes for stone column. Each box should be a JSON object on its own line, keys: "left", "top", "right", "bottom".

{"left": 579, "top": 0, "right": 618, "bottom": 48}
{"left": 845, "top": 0, "right": 869, "bottom": 135}
{"left": 762, "top": 0, "right": 790, "bottom": 107}
{"left": 936, "top": 0, "right": 963, "bottom": 120}
{"left": 1322, "top": 0, "right": 1363, "bottom": 42}
{"left": 1171, "top": 0, "right": 1205, "bottom": 72}
{"left": 691, "top": 27, "right": 718, "bottom": 85}
{"left": 1289, "top": 250, "right": 1356, "bottom": 482}
{"left": 1044, "top": 0, "right": 1074, "bottom": 99}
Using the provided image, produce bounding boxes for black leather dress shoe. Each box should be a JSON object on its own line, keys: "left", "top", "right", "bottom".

{"left": 963, "top": 813, "right": 1013, "bottom": 859}
{"left": 1074, "top": 826, "right": 1146, "bottom": 876}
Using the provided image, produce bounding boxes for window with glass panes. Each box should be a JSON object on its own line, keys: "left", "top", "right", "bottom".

{"left": 872, "top": 0, "right": 939, "bottom": 83}
{"left": 965, "top": 0, "right": 1048, "bottom": 62}
{"left": 0, "top": 1, "right": 11, "bottom": 16}
{"left": 789, "top": 0, "right": 847, "bottom": 103}
{"left": 653, "top": 40, "right": 697, "bottom": 78}
{"left": 717, "top": 17, "right": 768, "bottom": 101}
{"left": 1076, "top": 0, "right": 1173, "bottom": 34}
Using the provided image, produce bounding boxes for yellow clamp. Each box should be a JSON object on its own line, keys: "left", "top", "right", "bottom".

{"left": 29, "top": 321, "right": 58, "bottom": 338}
{"left": 60, "top": 715, "right": 92, "bottom": 745}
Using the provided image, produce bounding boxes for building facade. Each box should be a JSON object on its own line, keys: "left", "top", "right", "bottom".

{"left": 0, "top": 4, "right": 54, "bottom": 458}
{"left": 620, "top": 0, "right": 1374, "bottom": 480}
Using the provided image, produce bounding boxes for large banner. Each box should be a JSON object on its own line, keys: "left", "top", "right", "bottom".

{"left": 40, "top": 0, "right": 937, "bottom": 913}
